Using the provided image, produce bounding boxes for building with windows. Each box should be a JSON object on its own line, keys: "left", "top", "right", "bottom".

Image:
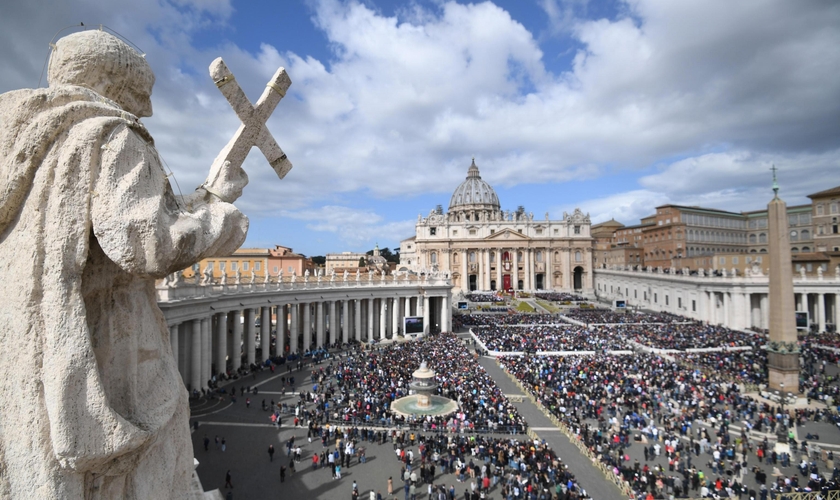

{"left": 325, "top": 251, "right": 368, "bottom": 273}
{"left": 810, "top": 186, "right": 840, "bottom": 252}
{"left": 399, "top": 160, "right": 594, "bottom": 292}
{"left": 183, "top": 245, "right": 316, "bottom": 280}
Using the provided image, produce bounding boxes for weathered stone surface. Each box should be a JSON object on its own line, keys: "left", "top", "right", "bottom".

{"left": 0, "top": 30, "right": 251, "bottom": 498}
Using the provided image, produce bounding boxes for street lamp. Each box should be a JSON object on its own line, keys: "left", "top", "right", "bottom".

{"left": 776, "top": 383, "right": 787, "bottom": 444}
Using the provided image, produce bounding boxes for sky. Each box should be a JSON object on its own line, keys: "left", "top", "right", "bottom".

{"left": 2, "top": 0, "right": 839, "bottom": 257}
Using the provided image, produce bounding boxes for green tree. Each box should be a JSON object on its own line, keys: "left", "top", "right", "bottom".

{"left": 358, "top": 256, "right": 366, "bottom": 267}
{"left": 310, "top": 255, "right": 326, "bottom": 265}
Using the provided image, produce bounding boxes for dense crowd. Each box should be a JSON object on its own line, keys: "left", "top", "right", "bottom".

{"left": 619, "top": 323, "right": 763, "bottom": 350}
{"left": 471, "top": 324, "right": 628, "bottom": 352}
{"left": 534, "top": 293, "right": 586, "bottom": 302}
{"left": 499, "top": 352, "right": 840, "bottom": 499}
{"left": 562, "top": 310, "right": 689, "bottom": 325}
{"left": 456, "top": 313, "right": 563, "bottom": 328}
{"left": 312, "top": 333, "right": 528, "bottom": 432}
{"left": 466, "top": 292, "right": 506, "bottom": 303}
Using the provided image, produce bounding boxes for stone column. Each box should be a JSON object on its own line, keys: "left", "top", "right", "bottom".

{"left": 760, "top": 294, "right": 769, "bottom": 331}
{"left": 423, "top": 295, "right": 430, "bottom": 334}
{"left": 201, "top": 317, "right": 211, "bottom": 389}
{"left": 835, "top": 293, "right": 840, "bottom": 333}
{"left": 231, "top": 310, "right": 242, "bottom": 372}
{"left": 723, "top": 292, "right": 731, "bottom": 328}
{"left": 545, "top": 248, "right": 552, "bottom": 291}
{"left": 799, "top": 293, "right": 808, "bottom": 314}
{"left": 215, "top": 312, "right": 227, "bottom": 376}
{"left": 766, "top": 193, "right": 799, "bottom": 391}
{"left": 512, "top": 249, "right": 519, "bottom": 289}
{"left": 562, "top": 249, "right": 571, "bottom": 289}
{"left": 461, "top": 250, "right": 468, "bottom": 292}
{"left": 303, "top": 303, "right": 312, "bottom": 352}
{"left": 342, "top": 300, "right": 350, "bottom": 344}
{"left": 260, "top": 306, "right": 271, "bottom": 362}
{"left": 441, "top": 295, "right": 450, "bottom": 332}
{"left": 290, "top": 304, "right": 299, "bottom": 354}
{"left": 524, "top": 249, "right": 531, "bottom": 291}
{"left": 483, "top": 249, "right": 491, "bottom": 291}
{"left": 367, "top": 299, "right": 375, "bottom": 342}
{"left": 354, "top": 300, "right": 362, "bottom": 342}
{"left": 405, "top": 296, "right": 412, "bottom": 319}
{"left": 275, "top": 305, "right": 286, "bottom": 357}
{"left": 316, "top": 301, "right": 325, "bottom": 348}
{"left": 244, "top": 308, "right": 256, "bottom": 367}
{"left": 169, "top": 323, "right": 179, "bottom": 370}
{"left": 818, "top": 293, "right": 826, "bottom": 333}
{"left": 391, "top": 297, "right": 400, "bottom": 336}
{"left": 417, "top": 294, "right": 424, "bottom": 317}
{"left": 496, "top": 248, "right": 503, "bottom": 291}
{"left": 380, "top": 298, "right": 387, "bottom": 340}
{"left": 329, "top": 301, "right": 337, "bottom": 345}
{"left": 190, "top": 319, "right": 202, "bottom": 392}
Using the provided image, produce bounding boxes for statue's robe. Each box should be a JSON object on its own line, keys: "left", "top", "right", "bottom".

{"left": 0, "top": 86, "right": 247, "bottom": 498}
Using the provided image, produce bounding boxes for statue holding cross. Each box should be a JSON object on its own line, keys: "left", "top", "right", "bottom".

{"left": 0, "top": 29, "right": 293, "bottom": 498}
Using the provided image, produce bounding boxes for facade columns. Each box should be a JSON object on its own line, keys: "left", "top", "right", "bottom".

{"left": 483, "top": 249, "right": 491, "bottom": 291}
{"left": 244, "top": 308, "right": 256, "bottom": 367}
{"left": 835, "top": 293, "right": 840, "bottom": 332}
{"left": 524, "top": 249, "right": 531, "bottom": 291}
{"left": 329, "top": 301, "right": 337, "bottom": 346}
{"left": 405, "top": 296, "right": 412, "bottom": 319}
{"left": 289, "top": 304, "right": 299, "bottom": 354}
{"left": 215, "top": 312, "right": 227, "bottom": 376}
{"left": 380, "top": 298, "right": 388, "bottom": 340}
{"left": 201, "top": 317, "right": 211, "bottom": 389}
{"left": 441, "top": 295, "right": 450, "bottom": 332}
{"left": 303, "top": 303, "right": 312, "bottom": 351}
{"left": 367, "top": 298, "right": 375, "bottom": 342}
{"left": 342, "top": 300, "right": 350, "bottom": 344}
{"left": 723, "top": 292, "right": 730, "bottom": 328}
{"left": 512, "top": 249, "right": 519, "bottom": 290}
{"left": 818, "top": 293, "right": 826, "bottom": 332}
{"left": 496, "top": 248, "right": 503, "bottom": 291}
{"left": 760, "top": 294, "right": 769, "bottom": 330}
{"left": 799, "top": 293, "right": 808, "bottom": 314}
{"left": 423, "top": 295, "right": 430, "bottom": 334}
{"left": 275, "top": 305, "right": 286, "bottom": 357}
{"left": 316, "top": 301, "right": 325, "bottom": 348}
{"left": 354, "top": 300, "right": 362, "bottom": 342}
{"left": 190, "top": 319, "right": 202, "bottom": 392}
{"left": 461, "top": 250, "right": 469, "bottom": 292}
{"left": 545, "top": 248, "right": 552, "bottom": 291}
{"left": 231, "top": 310, "right": 242, "bottom": 372}
{"left": 392, "top": 297, "right": 400, "bottom": 336}
{"left": 260, "top": 306, "right": 271, "bottom": 362}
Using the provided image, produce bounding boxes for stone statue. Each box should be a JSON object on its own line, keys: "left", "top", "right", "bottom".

{"left": 0, "top": 30, "right": 261, "bottom": 498}
{"left": 698, "top": 268, "right": 705, "bottom": 277}
{"left": 250, "top": 269, "right": 256, "bottom": 284}
{"left": 220, "top": 269, "right": 228, "bottom": 284}
{"left": 751, "top": 262, "right": 763, "bottom": 276}
{"left": 330, "top": 269, "right": 335, "bottom": 282}
{"left": 202, "top": 264, "right": 213, "bottom": 285}
{"left": 279, "top": 268, "right": 285, "bottom": 283}
{"left": 263, "top": 270, "right": 271, "bottom": 284}
{"left": 194, "top": 268, "right": 201, "bottom": 285}
{"left": 304, "top": 269, "right": 310, "bottom": 282}
{"left": 234, "top": 267, "right": 242, "bottom": 284}
{"left": 800, "top": 267, "right": 806, "bottom": 280}
{"left": 817, "top": 265, "right": 823, "bottom": 280}
{"left": 290, "top": 269, "right": 297, "bottom": 282}
{"left": 836, "top": 265, "right": 840, "bottom": 280}
{"left": 355, "top": 269, "right": 360, "bottom": 281}
{"left": 731, "top": 267, "right": 737, "bottom": 277}
{"left": 343, "top": 270, "right": 349, "bottom": 282}
{"left": 721, "top": 268, "right": 727, "bottom": 278}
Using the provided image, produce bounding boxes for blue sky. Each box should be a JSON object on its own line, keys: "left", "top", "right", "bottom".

{"left": 2, "top": 0, "right": 839, "bottom": 256}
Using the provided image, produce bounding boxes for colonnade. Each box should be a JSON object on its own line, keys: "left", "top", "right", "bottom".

{"left": 595, "top": 268, "right": 840, "bottom": 333}
{"left": 162, "top": 288, "right": 452, "bottom": 391}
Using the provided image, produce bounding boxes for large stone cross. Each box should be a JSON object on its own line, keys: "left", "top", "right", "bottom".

{"left": 203, "top": 58, "right": 292, "bottom": 201}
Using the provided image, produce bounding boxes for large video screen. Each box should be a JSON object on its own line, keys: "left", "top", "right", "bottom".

{"left": 404, "top": 316, "right": 424, "bottom": 334}
{"left": 795, "top": 311, "right": 809, "bottom": 330}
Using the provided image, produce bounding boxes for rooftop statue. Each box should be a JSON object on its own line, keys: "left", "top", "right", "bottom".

{"left": 0, "top": 29, "right": 291, "bottom": 498}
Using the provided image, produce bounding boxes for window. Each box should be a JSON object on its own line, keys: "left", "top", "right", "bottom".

{"left": 789, "top": 215, "right": 798, "bottom": 226}
{"left": 453, "top": 230, "right": 458, "bottom": 236}
{"left": 553, "top": 229, "right": 559, "bottom": 235}
{"left": 518, "top": 229, "right": 523, "bottom": 234}
{"left": 490, "top": 252, "right": 495, "bottom": 263}
{"left": 801, "top": 247, "right": 810, "bottom": 252}
{"left": 801, "top": 229, "right": 810, "bottom": 240}
{"left": 430, "top": 252, "right": 437, "bottom": 264}
{"left": 429, "top": 227, "right": 437, "bottom": 236}
{"left": 469, "top": 229, "right": 476, "bottom": 236}
{"left": 288, "top": 266, "right": 294, "bottom": 273}
{"left": 791, "top": 247, "right": 799, "bottom": 253}
{"left": 469, "top": 252, "right": 476, "bottom": 263}
{"left": 817, "top": 204, "right": 824, "bottom": 215}
{"left": 719, "top": 257, "right": 725, "bottom": 265}
{"left": 207, "top": 261, "right": 214, "bottom": 270}
{"left": 678, "top": 297, "right": 682, "bottom": 308}
{"left": 692, "top": 300, "right": 696, "bottom": 312}
{"left": 489, "top": 229, "right": 494, "bottom": 234}
{"left": 749, "top": 234, "right": 757, "bottom": 244}
{"left": 219, "top": 261, "right": 226, "bottom": 271}
{"left": 733, "top": 257, "right": 738, "bottom": 264}
{"left": 231, "top": 262, "right": 238, "bottom": 271}
{"left": 790, "top": 230, "right": 798, "bottom": 241}
{"left": 654, "top": 293, "right": 658, "bottom": 303}
{"left": 574, "top": 225, "right": 581, "bottom": 234}
{"left": 536, "top": 229, "right": 543, "bottom": 235}
{"left": 831, "top": 203, "right": 838, "bottom": 214}
{"left": 536, "top": 251, "right": 543, "bottom": 262}
{"left": 255, "top": 262, "right": 261, "bottom": 271}
{"left": 272, "top": 266, "right": 278, "bottom": 273}
{"left": 759, "top": 233, "right": 767, "bottom": 244}
{"left": 243, "top": 262, "right": 249, "bottom": 271}
{"left": 665, "top": 296, "right": 669, "bottom": 306}
{"left": 806, "top": 263, "right": 813, "bottom": 272}
{"left": 575, "top": 251, "right": 582, "bottom": 262}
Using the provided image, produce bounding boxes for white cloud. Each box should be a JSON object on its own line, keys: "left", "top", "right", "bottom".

{"left": 281, "top": 205, "right": 415, "bottom": 247}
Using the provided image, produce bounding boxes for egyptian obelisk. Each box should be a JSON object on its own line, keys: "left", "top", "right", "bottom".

{"left": 766, "top": 166, "right": 800, "bottom": 391}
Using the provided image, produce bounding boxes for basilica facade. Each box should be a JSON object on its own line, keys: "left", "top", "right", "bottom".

{"left": 400, "top": 160, "right": 594, "bottom": 293}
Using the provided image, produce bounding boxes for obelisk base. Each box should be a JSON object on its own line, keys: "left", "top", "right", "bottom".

{"left": 768, "top": 351, "right": 799, "bottom": 392}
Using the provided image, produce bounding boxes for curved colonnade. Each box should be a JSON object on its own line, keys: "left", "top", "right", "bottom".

{"left": 157, "top": 276, "right": 453, "bottom": 392}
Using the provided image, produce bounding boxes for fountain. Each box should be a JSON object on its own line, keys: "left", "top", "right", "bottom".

{"left": 390, "top": 361, "right": 459, "bottom": 417}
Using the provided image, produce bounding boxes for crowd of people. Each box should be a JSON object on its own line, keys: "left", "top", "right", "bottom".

{"left": 534, "top": 293, "right": 586, "bottom": 303}
{"left": 466, "top": 292, "right": 506, "bottom": 303}
{"left": 471, "top": 323, "right": 628, "bottom": 352}
{"left": 561, "top": 310, "right": 689, "bottom": 325}
{"left": 618, "top": 323, "right": 764, "bottom": 351}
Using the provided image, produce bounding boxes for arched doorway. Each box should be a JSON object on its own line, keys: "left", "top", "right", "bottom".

{"left": 469, "top": 275, "right": 477, "bottom": 291}
{"left": 535, "top": 274, "right": 544, "bottom": 290}
{"left": 573, "top": 266, "right": 584, "bottom": 290}
{"left": 490, "top": 280, "right": 496, "bottom": 291}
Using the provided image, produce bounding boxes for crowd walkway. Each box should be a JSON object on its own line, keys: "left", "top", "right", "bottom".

{"left": 455, "top": 331, "right": 625, "bottom": 500}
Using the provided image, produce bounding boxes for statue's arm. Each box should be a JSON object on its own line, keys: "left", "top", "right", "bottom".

{"left": 91, "top": 125, "right": 248, "bottom": 277}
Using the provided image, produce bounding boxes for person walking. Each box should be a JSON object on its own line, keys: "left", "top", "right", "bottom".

{"left": 203, "top": 435, "right": 210, "bottom": 451}
{"left": 224, "top": 470, "right": 233, "bottom": 489}
{"left": 221, "top": 438, "right": 226, "bottom": 452}
{"left": 280, "top": 465, "right": 286, "bottom": 483}
{"left": 388, "top": 477, "right": 393, "bottom": 495}
{"left": 268, "top": 444, "right": 275, "bottom": 462}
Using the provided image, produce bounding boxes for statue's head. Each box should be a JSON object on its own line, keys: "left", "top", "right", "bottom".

{"left": 48, "top": 30, "right": 155, "bottom": 117}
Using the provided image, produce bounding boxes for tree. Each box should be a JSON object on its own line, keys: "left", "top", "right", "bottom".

{"left": 358, "top": 256, "right": 366, "bottom": 267}
{"left": 310, "top": 256, "right": 326, "bottom": 265}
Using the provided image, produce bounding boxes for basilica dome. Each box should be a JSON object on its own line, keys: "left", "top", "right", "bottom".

{"left": 448, "top": 159, "right": 500, "bottom": 212}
